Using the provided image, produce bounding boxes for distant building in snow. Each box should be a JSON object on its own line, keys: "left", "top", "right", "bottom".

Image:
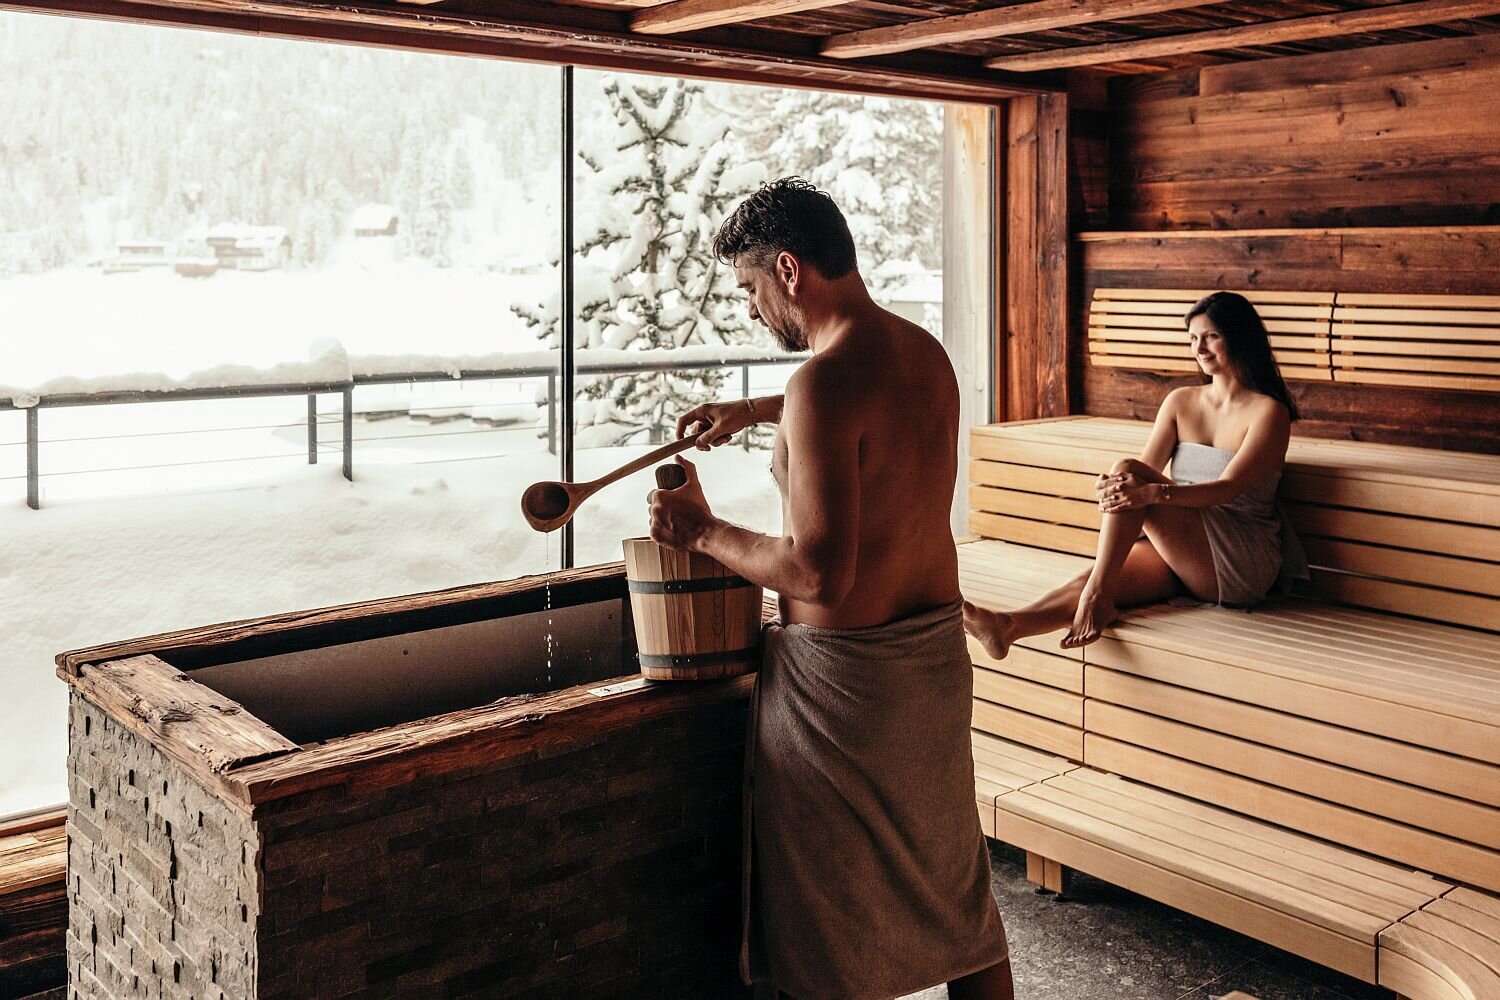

{"left": 351, "top": 204, "right": 398, "bottom": 238}
{"left": 206, "top": 225, "right": 291, "bottom": 271}
{"left": 105, "top": 239, "right": 172, "bottom": 273}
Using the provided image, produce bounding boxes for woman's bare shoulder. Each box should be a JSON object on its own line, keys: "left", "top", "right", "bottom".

{"left": 1161, "top": 384, "right": 1204, "bottom": 414}
{"left": 1242, "top": 394, "right": 1292, "bottom": 449}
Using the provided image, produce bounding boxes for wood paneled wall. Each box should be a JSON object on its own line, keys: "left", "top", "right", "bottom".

{"left": 1108, "top": 34, "right": 1500, "bottom": 232}
{"left": 1071, "top": 35, "right": 1500, "bottom": 453}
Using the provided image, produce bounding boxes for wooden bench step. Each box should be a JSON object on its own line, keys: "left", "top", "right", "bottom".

{"left": 989, "top": 764, "right": 1450, "bottom": 983}
{"left": 0, "top": 812, "right": 68, "bottom": 995}
{"left": 0, "top": 818, "right": 66, "bottom": 898}
{"left": 1380, "top": 889, "right": 1500, "bottom": 1000}
{"left": 971, "top": 732, "right": 1077, "bottom": 838}
{"left": 1100, "top": 604, "right": 1500, "bottom": 754}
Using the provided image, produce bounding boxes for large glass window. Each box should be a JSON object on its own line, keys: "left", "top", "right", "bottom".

{"left": 0, "top": 12, "right": 983, "bottom": 818}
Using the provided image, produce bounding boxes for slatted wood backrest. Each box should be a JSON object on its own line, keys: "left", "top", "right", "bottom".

{"left": 1087, "top": 288, "right": 1334, "bottom": 381}
{"left": 969, "top": 418, "right": 1500, "bottom": 632}
{"left": 1332, "top": 292, "right": 1500, "bottom": 392}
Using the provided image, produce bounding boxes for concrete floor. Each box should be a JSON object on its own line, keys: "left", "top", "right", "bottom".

{"left": 902, "top": 841, "right": 1395, "bottom": 1000}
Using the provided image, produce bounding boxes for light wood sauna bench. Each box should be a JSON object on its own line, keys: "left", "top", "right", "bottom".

{"left": 959, "top": 416, "right": 1500, "bottom": 999}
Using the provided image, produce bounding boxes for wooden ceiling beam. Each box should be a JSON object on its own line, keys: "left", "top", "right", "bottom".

{"left": 822, "top": 0, "right": 1228, "bottom": 60}
{"left": 985, "top": 0, "right": 1500, "bottom": 72}
{"left": 632, "top": 0, "right": 855, "bottom": 36}
{"left": 1, "top": 0, "right": 1058, "bottom": 100}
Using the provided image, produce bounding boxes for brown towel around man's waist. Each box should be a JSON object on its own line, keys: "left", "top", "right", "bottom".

{"left": 741, "top": 599, "right": 1008, "bottom": 1000}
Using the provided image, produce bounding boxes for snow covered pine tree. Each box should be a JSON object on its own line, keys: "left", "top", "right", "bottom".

{"left": 515, "top": 76, "right": 766, "bottom": 446}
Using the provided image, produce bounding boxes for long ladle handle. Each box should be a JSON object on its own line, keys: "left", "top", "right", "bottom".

{"left": 583, "top": 436, "right": 698, "bottom": 495}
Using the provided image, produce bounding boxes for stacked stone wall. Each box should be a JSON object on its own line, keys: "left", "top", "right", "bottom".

{"left": 66, "top": 694, "right": 261, "bottom": 999}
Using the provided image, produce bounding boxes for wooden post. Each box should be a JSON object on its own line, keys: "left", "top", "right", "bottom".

{"left": 1001, "top": 92, "right": 1069, "bottom": 422}
{"left": 1025, "top": 850, "right": 1072, "bottom": 896}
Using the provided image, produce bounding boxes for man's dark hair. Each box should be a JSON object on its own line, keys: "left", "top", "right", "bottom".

{"left": 712, "top": 177, "right": 858, "bottom": 279}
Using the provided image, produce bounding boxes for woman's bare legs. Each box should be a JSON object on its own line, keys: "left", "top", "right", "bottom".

{"left": 964, "top": 540, "right": 1176, "bottom": 658}
{"left": 949, "top": 957, "right": 1015, "bottom": 1000}
{"left": 964, "top": 457, "right": 1219, "bottom": 656}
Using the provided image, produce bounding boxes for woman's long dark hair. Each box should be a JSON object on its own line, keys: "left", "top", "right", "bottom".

{"left": 1184, "top": 292, "right": 1300, "bottom": 422}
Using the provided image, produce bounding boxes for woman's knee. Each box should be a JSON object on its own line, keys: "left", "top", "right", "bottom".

{"left": 1110, "top": 457, "right": 1151, "bottom": 477}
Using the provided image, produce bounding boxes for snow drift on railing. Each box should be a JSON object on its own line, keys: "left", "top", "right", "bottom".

{"left": 0, "top": 343, "right": 800, "bottom": 406}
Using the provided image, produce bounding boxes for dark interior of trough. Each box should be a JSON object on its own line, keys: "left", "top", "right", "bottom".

{"left": 165, "top": 577, "right": 637, "bottom": 745}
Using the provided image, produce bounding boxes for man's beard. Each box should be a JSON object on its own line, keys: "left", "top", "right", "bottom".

{"left": 768, "top": 317, "right": 808, "bottom": 353}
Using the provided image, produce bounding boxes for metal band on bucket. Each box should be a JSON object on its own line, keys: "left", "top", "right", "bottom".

{"left": 627, "top": 576, "right": 753, "bottom": 595}
{"left": 636, "top": 647, "right": 760, "bottom": 668}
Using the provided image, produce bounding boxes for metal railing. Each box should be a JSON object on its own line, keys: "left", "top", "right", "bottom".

{"left": 1, "top": 352, "right": 805, "bottom": 509}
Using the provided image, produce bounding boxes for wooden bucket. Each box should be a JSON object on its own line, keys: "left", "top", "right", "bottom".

{"left": 622, "top": 538, "right": 763, "bottom": 681}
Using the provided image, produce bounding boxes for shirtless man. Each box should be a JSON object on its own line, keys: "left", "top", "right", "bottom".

{"left": 650, "top": 178, "right": 1013, "bottom": 1000}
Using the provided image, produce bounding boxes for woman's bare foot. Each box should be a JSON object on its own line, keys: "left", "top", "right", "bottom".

{"left": 963, "top": 601, "right": 1016, "bottom": 660}
{"left": 1061, "top": 588, "right": 1117, "bottom": 649}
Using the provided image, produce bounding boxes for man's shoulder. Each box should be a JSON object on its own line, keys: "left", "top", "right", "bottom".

{"left": 787, "top": 351, "right": 855, "bottom": 393}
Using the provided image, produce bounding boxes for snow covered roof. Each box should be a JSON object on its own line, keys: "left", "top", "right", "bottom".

{"left": 351, "top": 204, "right": 397, "bottom": 231}
{"left": 206, "top": 224, "right": 290, "bottom": 250}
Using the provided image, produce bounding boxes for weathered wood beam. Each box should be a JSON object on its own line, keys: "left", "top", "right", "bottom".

{"left": 2, "top": 0, "right": 1056, "bottom": 100}
{"left": 986, "top": 0, "right": 1500, "bottom": 72}
{"left": 633, "top": 0, "right": 854, "bottom": 36}
{"left": 822, "top": 0, "right": 1226, "bottom": 60}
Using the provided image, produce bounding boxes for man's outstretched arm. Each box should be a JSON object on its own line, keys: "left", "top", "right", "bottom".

{"left": 675, "top": 395, "right": 785, "bottom": 449}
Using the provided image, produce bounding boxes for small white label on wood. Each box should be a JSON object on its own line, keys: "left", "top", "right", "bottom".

{"left": 588, "top": 677, "right": 652, "bottom": 698}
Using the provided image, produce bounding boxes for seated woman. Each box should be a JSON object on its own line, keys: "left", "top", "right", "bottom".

{"left": 964, "top": 291, "right": 1308, "bottom": 658}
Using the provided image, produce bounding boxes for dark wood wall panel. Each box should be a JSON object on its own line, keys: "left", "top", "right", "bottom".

{"left": 1109, "top": 34, "right": 1500, "bottom": 231}
{"left": 1075, "top": 32, "right": 1500, "bottom": 453}
{"left": 1002, "top": 93, "right": 1071, "bottom": 421}
{"left": 1077, "top": 228, "right": 1500, "bottom": 453}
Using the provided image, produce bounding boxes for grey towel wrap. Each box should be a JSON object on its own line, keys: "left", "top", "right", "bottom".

{"left": 1170, "top": 442, "right": 1310, "bottom": 607}
{"left": 741, "top": 599, "right": 1009, "bottom": 999}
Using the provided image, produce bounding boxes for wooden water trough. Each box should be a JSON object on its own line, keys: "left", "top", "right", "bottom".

{"left": 54, "top": 567, "right": 755, "bottom": 998}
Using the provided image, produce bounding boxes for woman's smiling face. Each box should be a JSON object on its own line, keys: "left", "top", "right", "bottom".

{"left": 1188, "top": 313, "right": 1229, "bottom": 376}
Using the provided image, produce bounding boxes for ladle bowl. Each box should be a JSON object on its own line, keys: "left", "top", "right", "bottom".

{"left": 521, "top": 436, "right": 700, "bottom": 532}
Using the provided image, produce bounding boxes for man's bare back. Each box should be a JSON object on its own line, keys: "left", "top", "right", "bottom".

{"left": 771, "top": 313, "right": 960, "bottom": 629}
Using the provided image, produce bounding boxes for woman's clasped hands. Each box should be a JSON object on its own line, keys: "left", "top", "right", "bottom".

{"left": 1095, "top": 471, "right": 1160, "bottom": 514}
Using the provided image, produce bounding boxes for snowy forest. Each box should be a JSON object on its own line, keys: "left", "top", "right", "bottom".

{"left": 0, "top": 13, "right": 942, "bottom": 280}
{"left": 0, "top": 15, "right": 559, "bottom": 274}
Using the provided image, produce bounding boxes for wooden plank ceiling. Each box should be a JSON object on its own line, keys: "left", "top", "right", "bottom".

{"left": 543, "top": 0, "right": 1500, "bottom": 76}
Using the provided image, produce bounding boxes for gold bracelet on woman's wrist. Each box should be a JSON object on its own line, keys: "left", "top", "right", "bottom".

{"left": 744, "top": 397, "right": 758, "bottom": 425}
{"left": 1159, "top": 483, "right": 1173, "bottom": 505}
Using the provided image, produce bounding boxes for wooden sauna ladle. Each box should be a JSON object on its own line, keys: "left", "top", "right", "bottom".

{"left": 521, "top": 436, "right": 699, "bottom": 532}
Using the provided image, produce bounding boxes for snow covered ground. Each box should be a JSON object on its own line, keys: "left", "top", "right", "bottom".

{"left": 0, "top": 404, "right": 785, "bottom": 816}
{"left": 1, "top": 265, "right": 553, "bottom": 399}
